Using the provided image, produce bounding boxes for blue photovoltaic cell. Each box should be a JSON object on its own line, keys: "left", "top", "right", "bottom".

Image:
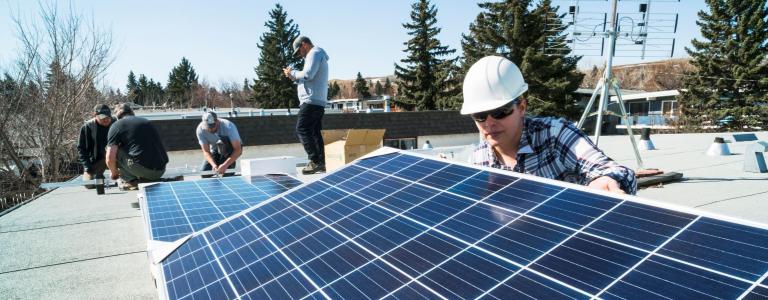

{"left": 531, "top": 233, "right": 646, "bottom": 294}
{"left": 143, "top": 175, "right": 301, "bottom": 242}
{"left": 602, "top": 255, "right": 752, "bottom": 299}
{"left": 744, "top": 285, "right": 768, "bottom": 300}
{"left": 584, "top": 202, "right": 696, "bottom": 251}
{"left": 657, "top": 217, "right": 768, "bottom": 281}
{"left": 529, "top": 189, "right": 621, "bottom": 229}
{"left": 156, "top": 152, "right": 768, "bottom": 299}
{"left": 485, "top": 270, "right": 589, "bottom": 300}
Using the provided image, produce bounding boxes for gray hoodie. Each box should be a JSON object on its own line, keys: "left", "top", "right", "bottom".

{"left": 291, "top": 46, "right": 329, "bottom": 107}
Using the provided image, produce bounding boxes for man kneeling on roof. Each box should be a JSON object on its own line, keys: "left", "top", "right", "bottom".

{"left": 77, "top": 104, "right": 116, "bottom": 189}
{"left": 462, "top": 56, "right": 637, "bottom": 195}
{"left": 197, "top": 111, "right": 242, "bottom": 176}
{"left": 106, "top": 103, "right": 169, "bottom": 190}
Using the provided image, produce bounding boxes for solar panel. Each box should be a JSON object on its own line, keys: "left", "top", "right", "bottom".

{"left": 141, "top": 175, "right": 302, "bottom": 242}
{"left": 151, "top": 150, "right": 768, "bottom": 299}
{"left": 733, "top": 133, "right": 759, "bottom": 142}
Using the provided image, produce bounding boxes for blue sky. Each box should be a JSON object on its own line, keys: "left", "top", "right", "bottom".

{"left": 0, "top": 0, "right": 707, "bottom": 90}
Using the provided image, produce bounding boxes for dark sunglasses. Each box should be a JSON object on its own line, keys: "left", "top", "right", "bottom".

{"left": 471, "top": 99, "right": 519, "bottom": 122}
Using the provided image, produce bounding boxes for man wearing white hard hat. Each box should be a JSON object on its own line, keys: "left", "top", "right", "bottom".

{"left": 462, "top": 56, "right": 636, "bottom": 194}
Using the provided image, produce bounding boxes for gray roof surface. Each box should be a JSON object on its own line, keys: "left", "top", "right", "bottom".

{"left": 0, "top": 131, "right": 766, "bottom": 299}
{"left": 599, "top": 131, "right": 768, "bottom": 224}
{"left": 0, "top": 185, "right": 155, "bottom": 299}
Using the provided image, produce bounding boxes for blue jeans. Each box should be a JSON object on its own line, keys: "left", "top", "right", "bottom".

{"left": 296, "top": 103, "right": 325, "bottom": 165}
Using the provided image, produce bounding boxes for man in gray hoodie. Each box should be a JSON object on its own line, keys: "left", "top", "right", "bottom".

{"left": 283, "top": 36, "right": 329, "bottom": 174}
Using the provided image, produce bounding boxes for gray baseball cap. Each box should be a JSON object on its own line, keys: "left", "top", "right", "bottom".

{"left": 292, "top": 36, "right": 310, "bottom": 55}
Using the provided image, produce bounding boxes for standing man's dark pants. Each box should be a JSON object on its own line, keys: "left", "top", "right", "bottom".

{"left": 296, "top": 103, "right": 325, "bottom": 166}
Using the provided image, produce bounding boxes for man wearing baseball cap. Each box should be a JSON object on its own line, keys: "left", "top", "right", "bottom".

{"left": 77, "top": 104, "right": 116, "bottom": 189}
{"left": 283, "top": 35, "right": 330, "bottom": 174}
{"left": 462, "top": 56, "right": 636, "bottom": 194}
{"left": 196, "top": 111, "right": 242, "bottom": 175}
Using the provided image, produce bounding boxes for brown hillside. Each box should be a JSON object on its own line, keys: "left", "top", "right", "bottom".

{"left": 581, "top": 58, "right": 694, "bottom": 91}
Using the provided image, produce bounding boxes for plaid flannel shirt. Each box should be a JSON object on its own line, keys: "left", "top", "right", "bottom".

{"left": 469, "top": 117, "right": 637, "bottom": 194}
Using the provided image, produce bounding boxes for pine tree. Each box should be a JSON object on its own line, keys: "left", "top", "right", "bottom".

{"left": 679, "top": 0, "right": 768, "bottom": 130}
{"left": 328, "top": 81, "right": 341, "bottom": 100}
{"left": 374, "top": 81, "right": 384, "bottom": 96}
{"left": 137, "top": 74, "right": 149, "bottom": 106}
{"left": 461, "top": 0, "right": 583, "bottom": 118}
{"left": 166, "top": 57, "right": 199, "bottom": 108}
{"left": 126, "top": 71, "right": 139, "bottom": 104}
{"left": 354, "top": 72, "right": 371, "bottom": 99}
{"left": 394, "top": 0, "right": 459, "bottom": 111}
{"left": 252, "top": 4, "right": 301, "bottom": 109}
{"left": 383, "top": 77, "right": 393, "bottom": 96}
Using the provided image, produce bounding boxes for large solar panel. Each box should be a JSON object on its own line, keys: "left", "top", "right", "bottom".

{"left": 141, "top": 175, "right": 302, "bottom": 242}
{"left": 152, "top": 150, "right": 768, "bottom": 299}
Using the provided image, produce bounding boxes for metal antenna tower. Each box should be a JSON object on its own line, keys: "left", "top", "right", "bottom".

{"left": 547, "top": 0, "right": 679, "bottom": 169}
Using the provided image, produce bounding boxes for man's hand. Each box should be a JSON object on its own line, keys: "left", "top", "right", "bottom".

{"left": 215, "top": 164, "right": 227, "bottom": 175}
{"left": 282, "top": 67, "right": 294, "bottom": 80}
{"left": 110, "top": 170, "right": 120, "bottom": 180}
{"left": 588, "top": 176, "right": 625, "bottom": 194}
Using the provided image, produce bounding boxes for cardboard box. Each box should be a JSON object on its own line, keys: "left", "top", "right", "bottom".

{"left": 322, "top": 129, "right": 386, "bottom": 171}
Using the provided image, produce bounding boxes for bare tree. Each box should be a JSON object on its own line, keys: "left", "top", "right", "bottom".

{"left": 1, "top": 1, "right": 113, "bottom": 193}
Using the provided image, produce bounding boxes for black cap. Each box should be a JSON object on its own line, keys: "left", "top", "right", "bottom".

{"left": 93, "top": 104, "right": 111, "bottom": 119}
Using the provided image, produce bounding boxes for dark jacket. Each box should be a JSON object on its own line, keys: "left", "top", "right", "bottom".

{"left": 77, "top": 117, "right": 115, "bottom": 171}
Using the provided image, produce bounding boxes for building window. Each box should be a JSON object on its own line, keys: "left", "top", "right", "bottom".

{"left": 662, "top": 100, "right": 677, "bottom": 116}
{"left": 628, "top": 102, "right": 649, "bottom": 116}
{"left": 384, "top": 138, "right": 417, "bottom": 150}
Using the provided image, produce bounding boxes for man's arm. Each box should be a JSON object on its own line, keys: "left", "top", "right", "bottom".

{"left": 200, "top": 144, "right": 218, "bottom": 171}
{"left": 291, "top": 49, "right": 322, "bottom": 81}
{"left": 216, "top": 139, "right": 242, "bottom": 175}
{"left": 557, "top": 121, "right": 637, "bottom": 194}
{"left": 106, "top": 145, "right": 119, "bottom": 180}
{"left": 76, "top": 124, "right": 92, "bottom": 172}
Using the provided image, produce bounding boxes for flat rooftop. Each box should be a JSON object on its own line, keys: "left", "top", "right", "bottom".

{"left": 1, "top": 131, "right": 766, "bottom": 298}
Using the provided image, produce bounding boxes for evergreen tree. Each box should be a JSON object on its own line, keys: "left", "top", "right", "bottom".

{"left": 166, "top": 57, "right": 199, "bottom": 108}
{"left": 394, "top": 0, "right": 459, "bottom": 111}
{"left": 154, "top": 81, "right": 164, "bottom": 106}
{"left": 252, "top": 4, "right": 301, "bottom": 109}
{"left": 383, "top": 77, "right": 393, "bottom": 95}
{"left": 461, "top": 0, "right": 583, "bottom": 118}
{"left": 0, "top": 73, "right": 22, "bottom": 114}
{"left": 328, "top": 81, "right": 341, "bottom": 100}
{"left": 354, "top": 72, "right": 371, "bottom": 99}
{"left": 126, "top": 71, "right": 139, "bottom": 104}
{"left": 679, "top": 0, "right": 768, "bottom": 130}
{"left": 137, "top": 74, "right": 148, "bottom": 106}
{"left": 374, "top": 81, "right": 384, "bottom": 97}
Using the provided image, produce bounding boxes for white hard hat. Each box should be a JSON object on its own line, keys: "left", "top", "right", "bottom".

{"left": 460, "top": 56, "right": 528, "bottom": 114}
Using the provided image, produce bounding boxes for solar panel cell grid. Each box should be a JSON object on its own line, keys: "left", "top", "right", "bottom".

{"left": 154, "top": 152, "right": 768, "bottom": 300}
{"left": 143, "top": 175, "right": 302, "bottom": 242}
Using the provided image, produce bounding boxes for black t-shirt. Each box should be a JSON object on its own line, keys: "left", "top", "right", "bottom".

{"left": 107, "top": 116, "right": 169, "bottom": 170}
{"left": 95, "top": 123, "right": 109, "bottom": 161}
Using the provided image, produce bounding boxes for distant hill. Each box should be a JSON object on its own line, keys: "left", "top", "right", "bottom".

{"left": 580, "top": 58, "right": 694, "bottom": 91}
{"left": 330, "top": 58, "right": 693, "bottom": 99}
